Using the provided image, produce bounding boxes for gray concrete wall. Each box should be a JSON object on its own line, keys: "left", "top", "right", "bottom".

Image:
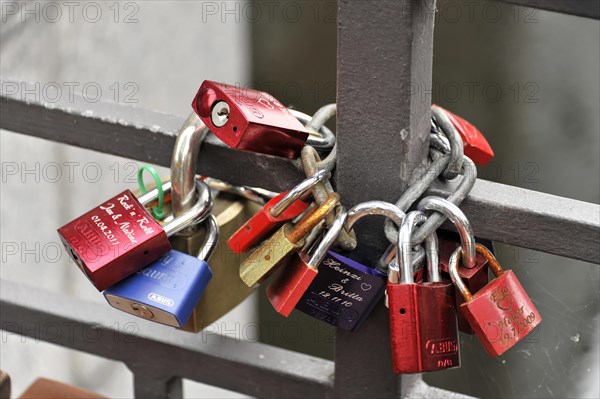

{"left": 1, "top": 1, "right": 253, "bottom": 397}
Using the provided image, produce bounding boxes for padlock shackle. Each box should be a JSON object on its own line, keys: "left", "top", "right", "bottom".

{"left": 270, "top": 169, "right": 331, "bottom": 218}
{"left": 287, "top": 194, "right": 339, "bottom": 244}
{"left": 171, "top": 112, "right": 209, "bottom": 217}
{"left": 425, "top": 231, "right": 440, "bottom": 283}
{"left": 449, "top": 243, "right": 504, "bottom": 302}
{"left": 290, "top": 109, "right": 336, "bottom": 149}
{"left": 393, "top": 210, "right": 440, "bottom": 284}
{"left": 201, "top": 177, "right": 277, "bottom": 205}
{"left": 306, "top": 209, "right": 347, "bottom": 269}
{"left": 417, "top": 196, "right": 476, "bottom": 268}
{"left": 345, "top": 201, "right": 405, "bottom": 231}
{"left": 196, "top": 214, "right": 220, "bottom": 262}
{"left": 163, "top": 179, "right": 213, "bottom": 237}
{"left": 138, "top": 181, "right": 172, "bottom": 206}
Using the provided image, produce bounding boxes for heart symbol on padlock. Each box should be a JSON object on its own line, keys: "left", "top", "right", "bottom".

{"left": 495, "top": 294, "right": 512, "bottom": 311}
{"left": 360, "top": 283, "right": 372, "bottom": 291}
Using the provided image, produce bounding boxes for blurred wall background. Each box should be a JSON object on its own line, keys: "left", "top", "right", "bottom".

{"left": 1, "top": 0, "right": 598, "bottom": 398}
{"left": 1, "top": 1, "right": 253, "bottom": 397}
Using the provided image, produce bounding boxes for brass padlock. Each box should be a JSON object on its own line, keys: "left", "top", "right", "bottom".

{"left": 167, "top": 113, "right": 263, "bottom": 332}
{"left": 171, "top": 192, "right": 261, "bottom": 332}
{"left": 240, "top": 193, "right": 339, "bottom": 287}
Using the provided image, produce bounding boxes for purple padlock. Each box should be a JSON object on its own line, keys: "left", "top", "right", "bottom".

{"left": 295, "top": 251, "right": 386, "bottom": 331}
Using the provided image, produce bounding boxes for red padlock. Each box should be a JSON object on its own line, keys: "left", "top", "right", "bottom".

{"left": 418, "top": 196, "right": 490, "bottom": 334}
{"left": 449, "top": 243, "right": 542, "bottom": 356}
{"left": 266, "top": 208, "right": 343, "bottom": 317}
{"left": 57, "top": 180, "right": 212, "bottom": 291}
{"left": 387, "top": 211, "right": 460, "bottom": 374}
{"left": 193, "top": 80, "right": 309, "bottom": 158}
{"left": 227, "top": 170, "right": 328, "bottom": 254}
{"left": 432, "top": 104, "right": 494, "bottom": 165}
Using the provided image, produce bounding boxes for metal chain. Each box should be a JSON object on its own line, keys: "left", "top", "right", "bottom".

{"left": 431, "top": 106, "right": 464, "bottom": 180}
{"left": 383, "top": 105, "right": 477, "bottom": 245}
{"left": 301, "top": 149, "right": 357, "bottom": 251}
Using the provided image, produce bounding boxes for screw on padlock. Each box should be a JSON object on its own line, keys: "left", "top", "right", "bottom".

{"left": 431, "top": 104, "right": 494, "bottom": 165}
{"left": 192, "top": 81, "right": 334, "bottom": 159}
{"left": 228, "top": 170, "right": 330, "bottom": 254}
{"left": 387, "top": 211, "right": 460, "bottom": 374}
{"left": 239, "top": 193, "right": 339, "bottom": 287}
{"left": 417, "top": 196, "right": 490, "bottom": 334}
{"left": 449, "top": 243, "right": 542, "bottom": 357}
{"left": 104, "top": 213, "right": 219, "bottom": 328}
{"left": 57, "top": 178, "right": 212, "bottom": 292}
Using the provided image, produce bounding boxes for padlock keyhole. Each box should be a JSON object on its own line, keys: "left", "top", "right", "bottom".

{"left": 143, "top": 250, "right": 149, "bottom": 256}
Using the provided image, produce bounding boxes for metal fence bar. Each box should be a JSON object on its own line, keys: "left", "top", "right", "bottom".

{"left": 0, "top": 281, "right": 334, "bottom": 398}
{"left": 0, "top": 83, "right": 301, "bottom": 192}
{"left": 496, "top": 0, "right": 600, "bottom": 19}
{"left": 334, "top": 0, "right": 436, "bottom": 397}
{"left": 1, "top": 80, "right": 599, "bottom": 264}
{"left": 428, "top": 178, "right": 600, "bottom": 264}
{"left": 131, "top": 373, "right": 182, "bottom": 399}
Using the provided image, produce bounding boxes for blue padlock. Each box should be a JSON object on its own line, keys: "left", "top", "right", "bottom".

{"left": 104, "top": 215, "right": 219, "bottom": 328}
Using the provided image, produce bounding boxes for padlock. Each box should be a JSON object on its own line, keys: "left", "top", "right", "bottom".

{"left": 432, "top": 104, "right": 494, "bottom": 165}
{"left": 417, "top": 196, "right": 490, "bottom": 334}
{"left": 57, "top": 179, "right": 212, "bottom": 291}
{"left": 268, "top": 201, "right": 404, "bottom": 330}
{"left": 387, "top": 211, "right": 460, "bottom": 373}
{"left": 438, "top": 232, "right": 493, "bottom": 334}
{"left": 174, "top": 192, "right": 262, "bottom": 332}
{"left": 167, "top": 114, "right": 263, "bottom": 332}
{"left": 449, "top": 243, "right": 542, "bottom": 356}
{"left": 239, "top": 193, "right": 339, "bottom": 287}
{"left": 228, "top": 170, "right": 329, "bottom": 254}
{"left": 192, "top": 80, "right": 309, "bottom": 158}
{"left": 265, "top": 208, "right": 348, "bottom": 318}
{"left": 103, "top": 215, "right": 218, "bottom": 328}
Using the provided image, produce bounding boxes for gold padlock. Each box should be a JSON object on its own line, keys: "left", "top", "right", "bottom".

{"left": 240, "top": 193, "right": 339, "bottom": 287}
{"left": 170, "top": 192, "right": 261, "bottom": 332}
{"left": 165, "top": 113, "right": 266, "bottom": 332}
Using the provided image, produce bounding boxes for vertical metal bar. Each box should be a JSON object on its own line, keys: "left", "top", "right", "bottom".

{"left": 334, "top": 0, "right": 436, "bottom": 397}
{"left": 132, "top": 372, "right": 183, "bottom": 399}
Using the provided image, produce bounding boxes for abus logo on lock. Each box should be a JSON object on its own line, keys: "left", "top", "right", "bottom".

{"left": 147, "top": 293, "right": 174, "bottom": 307}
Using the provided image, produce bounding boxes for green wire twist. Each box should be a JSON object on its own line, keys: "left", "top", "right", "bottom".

{"left": 137, "top": 165, "right": 165, "bottom": 220}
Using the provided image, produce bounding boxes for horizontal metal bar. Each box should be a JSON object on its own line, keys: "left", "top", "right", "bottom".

{"left": 0, "top": 79, "right": 302, "bottom": 192}
{"left": 1, "top": 79, "right": 598, "bottom": 263}
{"left": 429, "top": 178, "right": 600, "bottom": 264}
{"left": 497, "top": 0, "right": 600, "bottom": 19}
{"left": 0, "top": 280, "right": 334, "bottom": 398}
